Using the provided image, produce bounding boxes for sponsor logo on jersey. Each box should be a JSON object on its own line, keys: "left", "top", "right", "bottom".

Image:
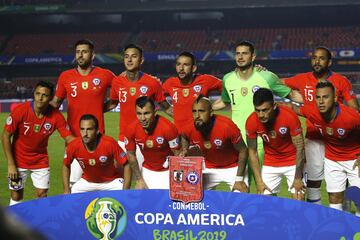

{"left": 204, "top": 141, "right": 211, "bottom": 149}
{"left": 214, "top": 138, "right": 222, "bottom": 147}
{"left": 89, "top": 159, "right": 96, "bottom": 166}
{"left": 337, "top": 128, "right": 346, "bottom": 136}
{"left": 140, "top": 86, "right": 148, "bottom": 94}
{"left": 252, "top": 85, "right": 260, "bottom": 93}
{"left": 99, "top": 156, "right": 107, "bottom": 163}
{"left": 156, "top": 137, "right": 164, "bottom": 144}
{"left": 33, "top": 124, "right": 41, "bottom": 133}
{"left": 182, "top": 88, "right": 189, "bottom": 97}
{"left": 173, "top": 170, "right": 184, "bottom": 182}
{"left": 279, "top": 127, "right": 287, "bottom": 135}
{"left": 85, "top": 198, "right": 127, "bottom": 240}
{"left": 326, "top": 127, "right": 333, "bottom": 135}
{"left": 129, "top": 87, "right": 136, "bottom": 96}
{"left": 193, "top": 85, "right": 202, "bottom": 93}
{"left": 269, "top": 130, "right": 276, "bottom": 138}
{"left": 92, "top": 78, "right": 101, "bottom": 86}
{"left": 146, "top": 140, "right": 153, "bottom": 148}
{"left": 6, "top": 116, "right": 12, "bottom": 125}
{"left": 82, "top": 81, "right": 88, "bottom": 90}
{"left": 43, "top": 123, "right": 52, "bottom": 131}
{"left": 241, "top": 87, "right": 248, "bottom": 96}
{"left": 186, "top": 171, "right": 200, "bottom": 185}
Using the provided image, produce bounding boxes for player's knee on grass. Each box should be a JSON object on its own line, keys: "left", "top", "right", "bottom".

{"left": 328, "top": 192, "right": 344, "bottom": 204}
{"left": 10, "top": 189, "right": 24, "bottom": 201}
{"left": 35, "top": 189, "right": 48, "bottom": 198}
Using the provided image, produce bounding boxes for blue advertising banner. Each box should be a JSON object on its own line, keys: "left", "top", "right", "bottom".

{"left": 7, "top": 190, "right": 360, "bottom": 240}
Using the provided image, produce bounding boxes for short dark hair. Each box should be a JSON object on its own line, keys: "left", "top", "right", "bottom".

{"left": 316, "top": 81, "right": 335, "bottom": 94}
{"left": 74, "top": 39, "right": 94, "bottom": 52}
{"left": 253, "top": 88, "right": 274, "bottom": 106}
{"left": 136, "top": 96, "right": 155, "bottom": 110}
{"left": 314, "top": 46, "right": 332, "bottom": 60}
{"left": 124, "top": 43, "right": 143, "bottom": 57}
{"left": 235, "top": 40, "right": 255, "bottom": 54}
{"left": 177, "top": 51, "right": 196, "bottom": 65}
{"left": 34, "top": 81, "right": 54, "bottom": 96}
{"left": 80, "top": 114, "right": 99, "bottom": 130}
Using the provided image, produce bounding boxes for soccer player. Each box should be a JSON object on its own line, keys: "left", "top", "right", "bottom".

{"left": 124, "top": 96, "right": 181, "bottom": 189}
{"left": 51, "top": 39, "right": 115, "bottom": 186}
{"left": 246, "top": 88, "right": 306, "bottom": 200}
{"left": 2, "top": 81, "right": 74, "bottom": 206}
{"left": 105, "top": 44, "right": 168, "bottom": 169}
{"left": 162, "top": 51, "right": 222, "bottom": 129}
{"left": 282, "top": 46, "right": 359, "bottom": 204}
{"left": 63, "top": 114, "right": 140, "bottom": 193}
{"left": 293, "top": 82, "right": 360, "bottom": 215}
{"left": 181, "top": 96, "right": 249, "bottom": 192}
{"left": 212, "top": 40, "right": 302, "bottom": 185}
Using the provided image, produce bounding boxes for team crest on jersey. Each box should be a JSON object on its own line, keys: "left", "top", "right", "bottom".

{"left": 173, "top": 170, "right": 184, "bottom": 182}
{"left": 186, "top": 171, "right": 200, "bottom": 185}
{"left": 193, "top": 85, "right": 202, "bottom": 93}
{"left": 129, "top": 87, "right": 136, "bottom": 96}
{"left": 124, "top": 137, "right": 129, "bottom": 145}
{"left": 140, "top": 86, "right": 148, "bottom": 94}
{"left": 43, "top": 123, "right": 52, "bottom": 131}
{"left": 204, "top": 141, "right": 211, "bottom": 149}
{"left": 182, "top": 89, "right": 189, "bottom": 97}
{"left": 82, "top": 81, "right": 88, "bottom": 90}
{"left": 269, "top": 130, "right": 276, "bottom": 138}
{"left": 241, "top": 87, "right": 248, "bottom": 96}
{"left": 146, "top": 140, "right": 153, "bottom": 148}
{"left": 156, "top": 137, "right": 164, "bottom": 144}
{"left": 6, "top": 116, "right": 12, "bottom": 125}
{"left": 279, "top": 127, "right": 287, "bottom": 135}
{"left": 214, "top": 139, "right": 222, "bottom": 147}
{"left": 99, "top": 156, "right": 107, "bottom": 163}
{"left": 33, "top": 124, "right": 41, "bottom": 133}
{"left": 92, "top": 78, "right": 100, "bottom": 86}
{"left": 89, "top": 159, "right": 96, "bottom": 166}
{"left": 326, "top": 127, "right": 333, "bottom": 135}
{"left": 252, "top": 85, "right": 260, "bottom": 93}
{"left": 337, "top": 128, "right": 346, "bottom": 136}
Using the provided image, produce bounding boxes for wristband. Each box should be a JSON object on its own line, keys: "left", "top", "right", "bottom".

{"left": 235, "top": 176, "right": 244, "bottom": 182}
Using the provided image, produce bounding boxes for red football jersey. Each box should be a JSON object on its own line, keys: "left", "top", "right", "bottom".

{"left": 55, "top": 66, "right": 115, "bottom": 136}
{"left": 162, "top": 74, "right": 222, "bottom": 129}
{"left": 110, "top": 72, "right": 165, "bottom": 141}
{"left": 284, "top": 71, "right": 357, "bottom": 139}
{"left": 64, "top": 135, "right": 127, "bottom": 183}
{"left": 181, "top": 115, "right": 241, "bottom": 169}
{"left": 246, "top": 106, "right": 303, "bottom": 167}
{"left": 300, "top": 104, "right": 360, "bottom": 161}
{"left": 124, "top": 116, "right": 180, "bottom": 171}
{"left": 4, "top": 102, "right": 71, "bottom": 169}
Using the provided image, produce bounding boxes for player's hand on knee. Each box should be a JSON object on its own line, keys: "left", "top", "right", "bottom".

{"left": 257, "top": 181, "right": 271, "bottom": 195}
{"left": 232, "top": 181, "right": 249, "bottom": 193}
{"left": 291, "top": 178, "right": 306, "bottom": 200}
{"left": 7, "top": 165, "right": 18, "bottom": 180}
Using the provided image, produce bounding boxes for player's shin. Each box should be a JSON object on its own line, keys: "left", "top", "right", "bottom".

{"left": 307, "top": 187, "right": 321, "bottom": 204}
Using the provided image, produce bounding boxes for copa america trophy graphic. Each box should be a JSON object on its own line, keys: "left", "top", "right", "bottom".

{"left": 95, "top": 200, "right": 117, "bottom": 240}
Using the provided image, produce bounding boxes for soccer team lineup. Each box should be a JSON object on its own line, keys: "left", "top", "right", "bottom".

{"left": 2, "top": 39, "right": 360, "bottom": 217}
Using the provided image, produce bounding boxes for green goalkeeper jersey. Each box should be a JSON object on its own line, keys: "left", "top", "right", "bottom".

{"left": 221, "top": 68, "right": 291, "bottom": 140}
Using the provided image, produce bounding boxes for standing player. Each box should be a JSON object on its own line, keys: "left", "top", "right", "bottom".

{"left": 105, "top": 44, "right": 168, "bottom": 169}
{"left": 282, "top": 46, "right": 359, "bottom": 204}
{"left": 212, "top": 40, "right": 302, "bottom": 185}
{"left": 51, "top": 39, "right": 115, "bottom": 186}
{"left": 246, "top": 88, "right": 306, "bottom": 200}
{"left": 293, "top": 82, "right": 360, "bottom": 215}
{"left": 2, "top": 81, "right": 74, "bottom": 205}
{"left": 181, "top": 96, "right": 249, "bottom": 192}
{"left": 162, "top": 51, "right": 222, "bottom": 129}
{"left": 124, "top": 96, "right": 181, "bottom": 189}
{"left": 63, "top": 114, "right": 138, "bottom": 193}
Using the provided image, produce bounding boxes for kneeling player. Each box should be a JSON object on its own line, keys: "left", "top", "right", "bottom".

{"left": 246, "top": 88, "right": 306, "bottom": 200}
{"left": 63, "top": 114, "right": 134, "bottom": 193}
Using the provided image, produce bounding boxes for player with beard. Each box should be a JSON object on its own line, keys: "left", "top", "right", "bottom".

{"left": 246, "top": 88, "right": 306, "bottom": 200}
{"left": 212, "top": 41, "right": 302, "bottom": 186}
{"left": 281, "top": 46, "right": 359, "bottom": 205}
{"left": 162, "top": 51, "right": 222, "bottom": 130}
{"left": 124, "top": 97, "right": 181, "bottom": 189}
{"left": 292, "top": 82, "right": 360, "bottom": 215}
{"left": 51, "top": 39, "right": 115, "bottom": 187}
{"left": 180, "top": 96, "right": 249, "bottom": 192}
